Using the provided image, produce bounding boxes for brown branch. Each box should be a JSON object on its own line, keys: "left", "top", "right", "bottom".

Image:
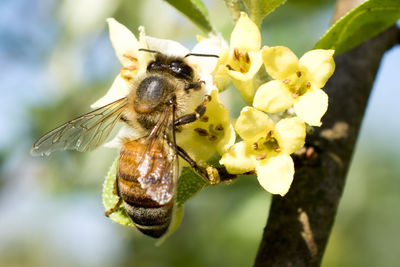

{"left": 253, "top": 26, "right": 400, "bottom": 267}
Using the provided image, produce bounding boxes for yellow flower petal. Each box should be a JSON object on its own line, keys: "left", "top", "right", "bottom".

{"left": 299, "top": 49, "right": 335, "bottom": 88}
{"left": 274, "top": 117, "right": 306, "bottom": 154}
{"left": 90, "top": 75, "right": 130, "bottom": 108}
{"left": 294, "top": 89, "right": 328, "bottom": 126}
{"left": 213, "top": 48, "right": 231, "bottom": 92}
{"left": 256, "top": 154, "right": 294, "bottom": 196}
{"left": 217, "top": 124, "right": 236, "bottom": 155}
{"left": 230, "top": 12, "right": 261, "bottom": 52}
{"left": 253, "top": 80, "right": 294, "bottom": 113}
{"left": 220, "top": 141, "right": 256, "bottom": 174}
{"left": 262, "top": 46, "right": 299, "bottom": 80}
{"left": 227, "top": 51, "right": 262, "bottom": 103}
{"left": 107, "top": 18, "right": 139, "bottom": 67}
{"left": 176, "top": 90, "right": 234, "bottom": 162}
{"left": 235, "top": 107, "right": 274, "bottom": 141}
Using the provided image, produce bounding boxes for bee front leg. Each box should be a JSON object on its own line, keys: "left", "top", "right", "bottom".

{"left": 174, "top": 95, "right": 211, "bottom": 126}
{"left": 104, "top": 176, "right": 123, "bottom": 217}
{"left": 176, "top": 146, "right": 237, "bottom": 185}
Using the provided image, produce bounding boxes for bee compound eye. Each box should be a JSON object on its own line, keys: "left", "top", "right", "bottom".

{"left": 170, "top": 61, "right": 193, "bottom": 79}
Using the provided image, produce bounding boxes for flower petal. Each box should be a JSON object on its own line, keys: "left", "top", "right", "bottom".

{"left": 262, "top": 46, "right": 299, "bottom": 80}
{"left": 294, "top": 89, "right": 328, "bottom": 126}
{"left": 145, "top": 36, "right": 190, "bottom": 57}
{"left": 230, "top": 12, "right": 261, "bottom": 52}
{"left": 256, "top": 154, "right": 294, "bottom": 196}
{"left": 107, "top": 18, "right": 139, "bottom": 67}
{"left": 220, "top": 141, "right": 256, "bottom": 174}
{"left": 188, "top": 34, "right": 227, "bottom": 74}
{"left": 299, "top": 49, "right": 335, "bottom": 88}
{"left": 274, "top": 117, "right": 306, "bottom": 154}
{"left": 91, "top": 75, "right": 130, "bottom": 108}
{"left": 235, "top": 107, "right": 274, "bottom": 141}
{"left": 253, "top": 80, "right": 294, "bottom": 113}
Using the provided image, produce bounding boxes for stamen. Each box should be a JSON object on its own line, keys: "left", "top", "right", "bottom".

{"left": 194, "top": 128, "right": 209, "bottom": 136}
{"left": 256, "top": 153, "right": 266, "bottom": 160}
{"left": 305, "top": 81, "right": 311, "bottom": 88}
{"left": 245, "top": 52, "right": 250, "bottom": 63}
{"left": 215, "top": 124, "right": 224, "bottom": 131}
{"left": 209, "top": 135, "right": 218, "bottom": 141}
{"left": 200, "top": 116, "right": 209, "bottom": 122}
{"left": 233, "top": 48, "right": 240, "bottom": 60}
{"left": 266, "top": 130, "right": 272, "bottom": 140}
{"left": 296, "top": 70, "right": 302, "bottom": 77}
{"left": 226, "top": 64, "right": 234, "bottom": 71}
{"left": 122, "top": 54, "right": 138, "bottom": 62}
{"left": 252, "top": 143, "right": 258, "bottom": 150}
{"left": 283, "top": 79, "right": 290, "bottom": 84}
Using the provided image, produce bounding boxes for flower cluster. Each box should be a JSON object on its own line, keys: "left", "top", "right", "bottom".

{"left": 98, "top": 12, "right": 334, "bottom": 198}
{"left": 217, "top": 13, "right": 335, "bottom": 196}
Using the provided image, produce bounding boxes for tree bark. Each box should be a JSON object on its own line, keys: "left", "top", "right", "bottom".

{"left": 253, "top": 26, "right": 400, "bottom": 267}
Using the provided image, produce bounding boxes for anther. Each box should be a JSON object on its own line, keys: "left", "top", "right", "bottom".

{"left": 201, "top": 116, "right": 209, "bottom": 122}
{"left": 226, "top": 64, "right": 234, "bottom": 70}
{"left": 215, "top": 124, "right": 224, "bottom": 131}
{"left": 245, "top": 52, "right": 250, "bottom": 63}
{"left": 256, "top": 153, "right": 266, "bottom": 160}
{"left": 122, "top": 54, "right": 138, "bottom": 62}
{"left": 252, "top": 143, "right": 258, "bottom": 150}
{"left": 194, "top": 128, "right": 209, "bottom": 136}
{"left": 305, "top": 81, "right": 311, "bottom": 88}
{"left": 283, "top": 79, "right": 290, "bottom": 84}
{"left": 296, "top": 70, "right": 302, "bottom": 77}
{"left": 209, "top": 135, "right": 218, "bottom": 141}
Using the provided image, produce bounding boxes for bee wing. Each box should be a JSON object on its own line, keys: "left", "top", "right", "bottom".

{"left": 31, "top": 98, "right": 128, "bottom": 156}
{"left": 136, "top": 105, "right": 179, "bottom": 205}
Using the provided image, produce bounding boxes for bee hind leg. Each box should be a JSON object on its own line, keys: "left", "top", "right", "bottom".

{"left": 176, "top": 145, "right": 236, "bottom": 184}
{"left": 104, "top": 177, "right": 123, "bottom": 217}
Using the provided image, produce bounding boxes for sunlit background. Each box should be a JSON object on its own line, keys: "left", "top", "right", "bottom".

{"left": 1, "top": 0, "right": 399, "bottom": 266}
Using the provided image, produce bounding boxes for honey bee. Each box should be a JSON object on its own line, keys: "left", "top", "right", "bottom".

{"left": 31, "top": 49, "right": 235, "bottom": 238}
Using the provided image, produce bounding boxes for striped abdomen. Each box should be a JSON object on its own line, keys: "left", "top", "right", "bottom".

{"left": 118, "top": 138, "right": 173, "bottom": 238}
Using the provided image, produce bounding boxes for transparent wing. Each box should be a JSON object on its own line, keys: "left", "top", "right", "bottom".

{"left": 136, "top": 105, "right": 179, "bottom": 204}
{"left": 31, "top": 98, "right": 128, "bottom": 156}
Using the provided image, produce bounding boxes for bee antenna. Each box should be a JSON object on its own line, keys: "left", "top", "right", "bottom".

{"left": 184, "top": 53, "right": 219, "bottom": 58}
{"left": 139, "top": 48, "right": 160, "bottom": 54}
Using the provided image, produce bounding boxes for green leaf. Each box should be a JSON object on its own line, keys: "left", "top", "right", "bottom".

{"left": 176, "top": 166, "right": 208, "bottom": 206}
{"left": 314, "top": 0, "right": 400, "bottom": 55}
{"left": 242, "top": 0, "right": 287, "bottom": 25}
{"left": 162, "top": 0, "right": 214, "bottom": 33}
{"left": 102, "top": 157, "right": 134, "bottom": 227}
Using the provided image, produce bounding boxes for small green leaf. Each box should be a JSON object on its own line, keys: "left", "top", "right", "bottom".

{"left": 315, "top": 0, "right": 400, "bottom": 55}
{"left": 242, "top": 0, "right": 287, "bottom": 25}
{"left": 176, "top": 166, "right": 208, "bottom": 206}
{"left": 162, "top": 0, "right": 214, "bottom": 33}
{"left": 102, "top": 157, "right": 134, "bottom": 227}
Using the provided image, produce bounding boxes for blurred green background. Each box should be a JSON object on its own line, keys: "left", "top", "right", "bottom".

{"left": 1, "top": 0, "right": 399, "bottom": 266}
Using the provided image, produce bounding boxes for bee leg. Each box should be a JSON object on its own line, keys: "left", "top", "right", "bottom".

{"left": 174, "top": 95, "right": 211, "bottom": 126}
{"left": 176, "top": 145, "right": 237, "bottom": 184}
{"left": 104, "top": 176, "right": 123, "bottom": 217}
{"left": 184, "top": 80, "right": 205, "bottom": 92}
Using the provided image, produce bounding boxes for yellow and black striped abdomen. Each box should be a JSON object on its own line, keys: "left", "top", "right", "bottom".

{"left": 118, "top": 139, "right": 173, "bottom": 238}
